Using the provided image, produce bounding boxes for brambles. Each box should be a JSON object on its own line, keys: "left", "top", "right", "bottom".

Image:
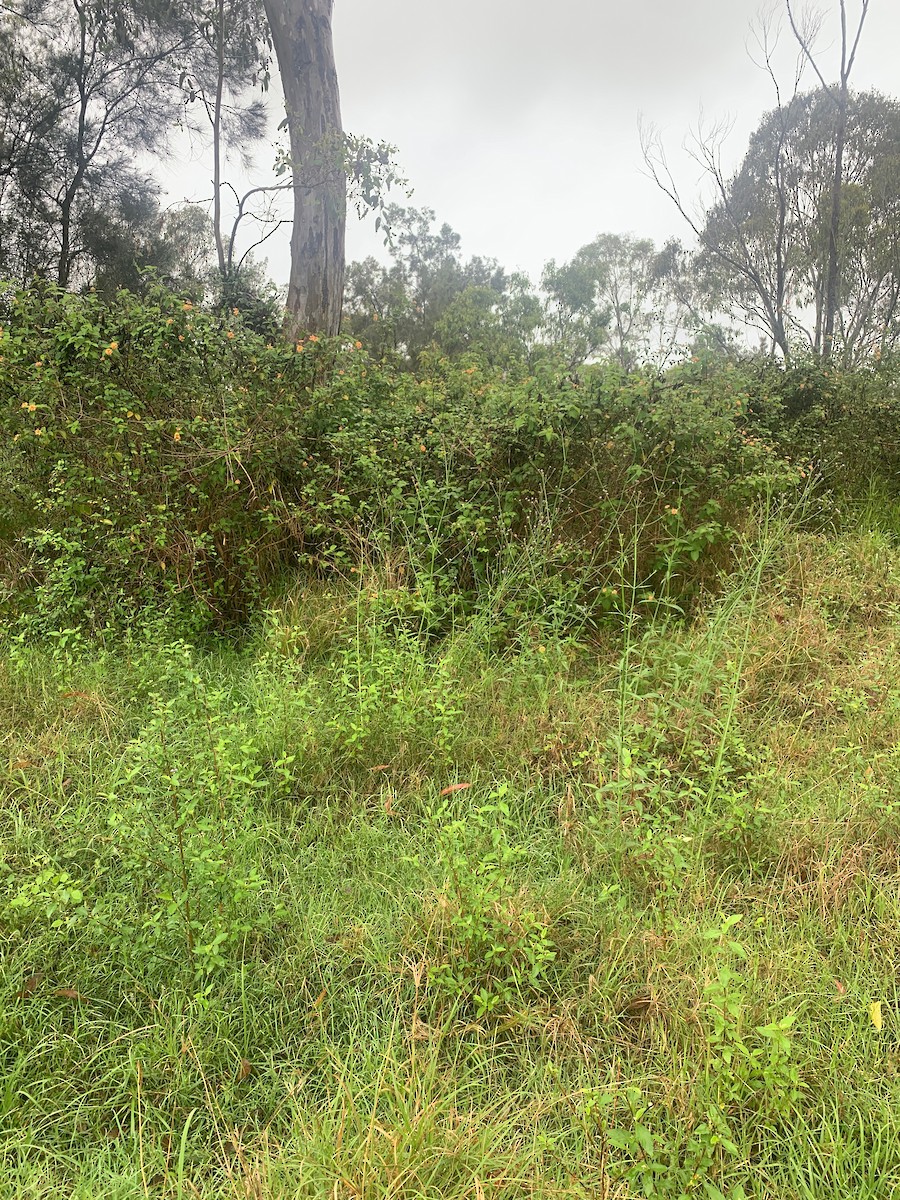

{"left": 0, "top": 283, "right": 807, "bottom": 640}
{"left": 3, "top": 281, "right": 900, "bottom": 1197}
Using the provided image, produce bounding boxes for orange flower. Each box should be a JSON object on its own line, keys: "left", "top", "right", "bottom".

{"left": 227, "top": 330, "right": 235, "bottom": 339}
{"left": 355, "top": 340, "right": 362, "bottom": 349}
{"left": 308, "top": 334, "right": 319, "bottom": 343}
{"left": 182, "top": 301, "right": 193, "bottom": 311}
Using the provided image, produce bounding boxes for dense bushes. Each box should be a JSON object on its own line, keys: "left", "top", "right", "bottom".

{"left": 754, "top": 357, "right": 900, "bottom": 495}
{"left": 8, "top": 283, "right": 893, "bottom": 637}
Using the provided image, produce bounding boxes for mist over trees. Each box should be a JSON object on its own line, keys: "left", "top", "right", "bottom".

{"left": 0, "top": 0, "right": 897, "bottom": 367}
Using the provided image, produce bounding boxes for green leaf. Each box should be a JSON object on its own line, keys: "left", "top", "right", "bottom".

{"left": 634, "top": 1123, "right": 655, "bottom": 1157}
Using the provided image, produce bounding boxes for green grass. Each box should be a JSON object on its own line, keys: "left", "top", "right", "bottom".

{"left": 3, "top": 503, "right": 900, "bottom": 1198}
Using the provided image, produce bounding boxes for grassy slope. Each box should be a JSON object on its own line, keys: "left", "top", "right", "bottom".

{"left": 2, "top": 503, "right": 900, "bottom": 1199}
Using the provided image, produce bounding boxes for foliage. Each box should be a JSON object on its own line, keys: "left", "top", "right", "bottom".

{"left": 746, "top": 355, "right": 900, "bottom": 495}
{"left": 2, "top": 507, "right": 900, "bottom": 1194}
{"left": 343, "top": 205, "right": 541, "bottom": 366}
{"left": 0, "top": 0, "right": 181, "bottom": 287}
{"left": 0, "top": 0, "right": 273, "bottom": 296}
{"left": 0, "top": 285, "right": 806, "bottom": 637}
{"left": 696, "top": 88, "right": 900, "bottom": 364}
{"left": 425, "top": 785, "right": 557, "bottom": 1016}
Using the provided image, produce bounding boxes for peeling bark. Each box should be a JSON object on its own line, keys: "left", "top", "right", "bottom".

{"left": 263, "top": 0, "right": 345, "bottom": 338}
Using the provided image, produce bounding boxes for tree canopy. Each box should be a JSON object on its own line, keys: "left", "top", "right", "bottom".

{"left": 696, "top": 88, "right": 900, "bottom": 364}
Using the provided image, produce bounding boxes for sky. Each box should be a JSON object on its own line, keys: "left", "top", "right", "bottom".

{"left": 163, "top": 0, "right": 900, "bottom": 287}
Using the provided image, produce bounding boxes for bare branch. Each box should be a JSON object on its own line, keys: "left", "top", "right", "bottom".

{"left": 785, "top": 0, "right": 835, "bottom": 100}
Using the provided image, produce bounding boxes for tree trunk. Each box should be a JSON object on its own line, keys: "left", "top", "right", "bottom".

{"left": 263, "top": 0, "right": 345, "bottom": 339}
{"left": 822, "top": 90, "right": 848, "bottom": 360}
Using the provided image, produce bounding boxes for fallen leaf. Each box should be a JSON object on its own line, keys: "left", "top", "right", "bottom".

{"left": 384, "top": 795, "right": 394, "bottom": 815}
{"left": 18, "top": 972, "right": 44, "bottom": 998}
{"left": 11, "top": 759, "right": 33, "bottom": 771}
{"left": 834, "top": 979, "right": 847, "bottom": 997}
{"left": 870, "top": 1001, "right": 883, "bottom": 1030}
{"left": 54, "top": 988, "right": 85, "bottom": 1001}
{"left": 236, "top": 1058, "right": 252, "bottom": 1083}
{"left": 371, "top": 764, "right": 390, "bottom": 772}
{"left": 440, "top": 783, "right": 471, "bottom": 796}
{"left": 312, "top": 988, "right": 327, "bottom": 1010}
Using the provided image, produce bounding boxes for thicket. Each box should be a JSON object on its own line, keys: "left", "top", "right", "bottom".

{"left": 3, "top": 285, "right": 900, "bottom": 1197}
{"left": 1, "top": 283, "right": 897, "bottom": 640}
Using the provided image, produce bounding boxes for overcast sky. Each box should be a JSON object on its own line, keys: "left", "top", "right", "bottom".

{"left": 165, "top": 1, "right": 899, "bottom": 286}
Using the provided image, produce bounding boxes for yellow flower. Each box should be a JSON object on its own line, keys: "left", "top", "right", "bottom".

{"left": 173, "top": 430, "right": 181, "bottom": 442}
{"left": 182, "top": 301, "right": 193, "bottom": 311}
{"left": 33, "top": 427, "right": 45, "bottom": 436}
{"left": 296, "top": 342, "right": 304, "bottom": 352}
{"left": 109, "top": 341, "right": 118, "bottom": 350}
{"left": 103, "top": 347, "right": 113, "bottom": 356}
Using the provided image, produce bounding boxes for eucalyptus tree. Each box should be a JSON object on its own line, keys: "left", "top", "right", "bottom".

{"left": 695, "top": 89, "right": 900, "bottom": 364}
{"left": 262, "top": 0, "right": 344, "bottom": 337}
{"left": 786, "top": 0, "right": 870, "bottom": 359}
{"left": 543, "top": 233, "right": 693, "bottom": 369}
{"left": 342, "top": 206, "right": 534, "bottom": 363}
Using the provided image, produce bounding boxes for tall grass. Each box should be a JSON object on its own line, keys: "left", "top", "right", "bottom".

{"left": 3, "top": 501, "right": 900, "bottom": 1197}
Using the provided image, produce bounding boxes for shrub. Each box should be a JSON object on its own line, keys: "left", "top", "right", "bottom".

{"left": 0, "top": 284, "right": 803, "bottom": 637}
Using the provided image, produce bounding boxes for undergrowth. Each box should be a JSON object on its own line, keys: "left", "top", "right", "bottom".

{"left": 3, "top": 285, "right": 900, "bottom": 1195}
{"left": 2, "top": 494, "right": 900, "bottom": 1197}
